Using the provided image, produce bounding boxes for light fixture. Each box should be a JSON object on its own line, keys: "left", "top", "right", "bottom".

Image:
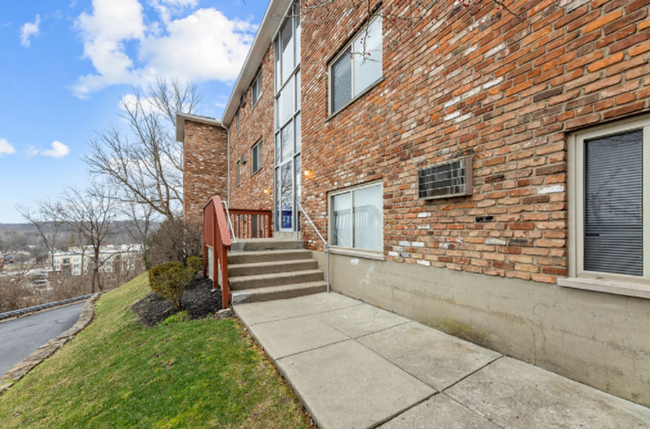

{"left": 264, "top": 188, "right": 270, "bottom": 194}
{"left": 304, "top": 169, "right": 313, "bottom": 178}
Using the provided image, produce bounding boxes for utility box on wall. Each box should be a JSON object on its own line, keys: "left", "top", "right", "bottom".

{"left": 418, "top": 157, "right": 473, "bottom": 200}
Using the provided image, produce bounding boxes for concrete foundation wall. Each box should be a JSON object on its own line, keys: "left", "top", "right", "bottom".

{"left": 314, "top": 251, "right": 650, "bottom": 408}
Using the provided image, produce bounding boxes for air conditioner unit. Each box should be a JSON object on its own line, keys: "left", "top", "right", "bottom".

{"left": 418, "top": 157, "right": 473, "bottom": 200}
{"left": 240, "top": 153, "right": 246, "bottom": 164}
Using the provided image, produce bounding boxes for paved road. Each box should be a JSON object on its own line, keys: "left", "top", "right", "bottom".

{"left": 0, "top": 302, "right": 86, "bottom": 376}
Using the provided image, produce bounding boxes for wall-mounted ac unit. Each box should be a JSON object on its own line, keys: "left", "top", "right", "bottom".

{"left": 240, "top": 153, "right": 246, "bottom": 164}
{"left": 418, "top": 157, "right": 473, "bottom": 200}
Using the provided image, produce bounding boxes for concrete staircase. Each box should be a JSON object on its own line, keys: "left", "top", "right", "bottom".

{"left": 228, "top": 239, "right": 327, "bottom": 304}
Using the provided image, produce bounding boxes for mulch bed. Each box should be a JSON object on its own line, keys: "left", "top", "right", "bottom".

{"left": 132, "top": 277, "right": 223, "bottom": 327}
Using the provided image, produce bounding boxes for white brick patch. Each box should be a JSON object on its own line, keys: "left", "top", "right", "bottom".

{"left": 538, "top": 185, "right": 565, "bottom": 194}
{"left": 417, "top": 260, "right": 431, "bottom": 266}
{"left": 444, "top": 97, "right": 461, "bottom": 108}
{"left": 418, "top": 213, "right": 431, "bottom": 218}
{"left": 455, "top": 113, "right": 472, "bottom": 123}
{"left": 485, "top": 43, "right": 505, "bottom": 58}
{"left": 483, "top": 77, "right": 503, "bottom": 90}
{"left": 399, "top": 241, "right": 411, "bottom": 246}
{"left": 412, "top": 242, "right": 425, "bottom": 247}
{"left": 444, "top": 111, "right": 461, "bottom": 121}
{"left": 485, "top": 238, "right": 507, "bottom": 245}
{"left": 389, "top": 251, "right": 399, "bottom": 257}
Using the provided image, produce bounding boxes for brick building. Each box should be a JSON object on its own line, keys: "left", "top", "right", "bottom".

{"left": 178, "top": 0, "right": 650, "bottom": 407}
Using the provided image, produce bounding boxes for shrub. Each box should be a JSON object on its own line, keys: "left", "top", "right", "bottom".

{"left": 148, "top": 257, "right": 203, "bottom": 310}
{"left": 161, "top": 311, "right": 189, "bottom": 326}
{"left": 147, "top": 218, "right": 202, "bottom": 269}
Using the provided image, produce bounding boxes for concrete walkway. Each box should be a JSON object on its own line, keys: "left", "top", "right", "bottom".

{"left": 234, "top": 293, "right": 650, "bottom": 429}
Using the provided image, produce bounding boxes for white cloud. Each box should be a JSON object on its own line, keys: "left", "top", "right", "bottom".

{"left": 20, "top": 15, "right": 41, "bottom": 47}
{"left": 71, "top": 0, "right": 255, "bottom": 98}
{"left": 0, "top": 138, "right": 16, "bottom": 156}
{"left": 42, "top": 141, "right": 70, "bottom": 158}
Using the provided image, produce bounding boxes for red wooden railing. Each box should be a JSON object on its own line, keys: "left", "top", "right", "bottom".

{"left": 229, "top": 209, "right": 273, "bottom": 239}
{"left": 203, "top": 196, "right": 232, "bottom": 308}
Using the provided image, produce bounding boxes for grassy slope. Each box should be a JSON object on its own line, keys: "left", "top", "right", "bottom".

{"left": 0, "top": 274, "right": 310, "bottom": 428}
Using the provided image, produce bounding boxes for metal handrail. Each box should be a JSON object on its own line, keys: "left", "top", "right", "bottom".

{"left": 221, "top": 199, "right": 237, "bottom": 243}
{"left": 297, "top": 202, "right": 330, "bottom": 293}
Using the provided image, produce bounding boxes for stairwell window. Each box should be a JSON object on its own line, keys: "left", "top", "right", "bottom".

{"left": 252, "top": 140, "right": 262, "bottom": 175}
{"left": 237, "top": 162, "right": 241, "bottom": 187}
{"left": 329, "top": 15, "right": 383, "bottom": 115}
{"left": 329, "top": 182, "right": 383, "bottom": 252}
{"left": 252, "top": 72, "right": 263, "bottom": 107}
{"left": 568, "top": 115, "right": 650, "bottom": 286}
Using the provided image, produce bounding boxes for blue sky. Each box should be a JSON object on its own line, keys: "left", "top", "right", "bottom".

{"left": 0, "top": 0, "right": 267, "bottom": 223}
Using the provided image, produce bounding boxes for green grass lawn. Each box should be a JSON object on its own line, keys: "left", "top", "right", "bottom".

{"left": 0, "top": 274, "right": 311, "bottom": 428}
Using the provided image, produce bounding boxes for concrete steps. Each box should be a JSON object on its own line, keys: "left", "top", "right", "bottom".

{"left": 227, "top": 239, "right": 326, "bottom": 304}
{"left": 229, "top": 259, "right": 318, "bottom": 277}
{"left": 231, "top": 281, "right": 327, "bottom": 304}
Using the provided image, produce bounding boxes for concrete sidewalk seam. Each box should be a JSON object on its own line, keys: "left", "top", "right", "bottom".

{"left": 246, "top": 302, "right": 364, "bottom": 327}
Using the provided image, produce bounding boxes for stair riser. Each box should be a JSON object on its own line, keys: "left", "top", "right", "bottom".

{"left": 231, "top": 241, "right": 304, "bottom": 251}
{"left": 228, "top": 251, "right": 312, "bottom": 265}
{"left": 229, "top": 260, "right": 318, "bottom": 277}
{"left": 232, "top": 284, "right": 327, "bottom": 304}
{"left": 230, "top": 272, "right": 324, "bottom": 290}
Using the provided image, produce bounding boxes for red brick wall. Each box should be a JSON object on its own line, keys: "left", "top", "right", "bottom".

{"left": 183, "top": 120, "right": 228, "bottom": 225}
{"left": 298, "top": 0, "right": 650, "bottom": 284}
{"left": 228, "top": 46, "right": 276, "bottom": 212}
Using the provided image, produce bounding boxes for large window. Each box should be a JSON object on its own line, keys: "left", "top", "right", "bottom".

{"left": 329, "top": 183, "right": 383, "bottom": 252}
{"left": 568, "top": 115, "right": 650, "bottom": 284}
{"left": 274, "top": 1, "right": 301, "bottom": 232}
{"left": 252, "top": 140, "right": 262, "bottom": 174}
{"left": 252, "top": 72, "right": 263, "bottom": 107}
{"left": 329, "top": 15, "right": 383, "bottom": 114}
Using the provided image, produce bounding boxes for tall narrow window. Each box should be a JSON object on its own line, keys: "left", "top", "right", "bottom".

{"left": 568, "top": 115, "right": 650, "bottom": 283}
{"left": 274, "top": 2, "right": 301, "bottom": 232}
{"left": 236, "top": 111, "right": 240, "bottom": 133}
{"left": 252, "top": 72, "right": 263, "bottom": 107}
{"left": 329, "top": 15, "right": 383, "bottom": 115}
{"left": 252, "top": 141, "right": 262, "bottom": 174}
{"left": 236, "top": 162, "right": 241, "bottom": 186}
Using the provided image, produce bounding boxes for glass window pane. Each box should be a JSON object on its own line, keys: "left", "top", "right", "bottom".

{"left": 253, "top": 84, "right": 258, "bottom": 106}
{"left": 331, "top": 47, "right": 352, "bottom": 113}
{"left": 252, "top": 145, "right": 258, "bottom": 173}
{"left": 353, "top": 16, "right": 383, "bottom": 96}
{"left": 281, "top": 162, "right": 293, "bottom": 229}
{"left": 353, "top": 185, "right": 382, "bottom": 251}
{"left": 281, "top": 19, "right": 294, "bottom": 84}
{"left": 275, "top": 133, "right": 281, "bottom": 165}
{"left": 295, "top": 3, "right": 301, "bottom": 65}
{"left": 281, "top": 122, "right": 294, "bottom": 161}
{"left": 295, "top": 155, "right": 301, "bottom": 231}
{"left": 275, "top": 38, "right": 281, "bottom": 92}
{"left": 296, "top": 70, "right": 301, "bottom": 111}
{"left": 295, "top": 113, "right": 301, "bottom": 153}
{"left": 280, "top": 76, "right": 294, "bottom": 125}
{"left": 333, "top": 193, "right": 352, "bottom": 247}
{"left": 584, "top": 130, "right": 643, "bottom": 276}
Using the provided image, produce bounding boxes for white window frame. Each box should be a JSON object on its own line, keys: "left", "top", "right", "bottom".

{"left": 328, "top": 181, "right": 384, "bottom": 257}
{"left": 251, "top": 140, "right": 262, "bottom": 175}
{"left": 252, "top": 72, "right": 263, "bottom": 107}
{"left": 328, "top": 14, "right": 383, "bottom": 116}
{"left": 566, "top": 114, "right": 650, "bottom": 295}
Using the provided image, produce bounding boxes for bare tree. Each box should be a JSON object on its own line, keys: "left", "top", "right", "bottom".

{"left": 16, "top": 201, "right": 66, "bottom": 274}
{"left": 84, "top": 78, "right": 201, "bottom": 222}
{"left": 121, "top": 202, "right": 158, "bottom": 269}
{"left": 60, "top": 184, "right": 118, "bottom": 293}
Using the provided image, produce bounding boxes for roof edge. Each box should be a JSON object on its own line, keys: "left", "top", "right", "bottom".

{"left": 221, "top": 0, "right": 292, "bottom": 127}
{"left": 176, "top": 113, "right": 224, "bottom": 142}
